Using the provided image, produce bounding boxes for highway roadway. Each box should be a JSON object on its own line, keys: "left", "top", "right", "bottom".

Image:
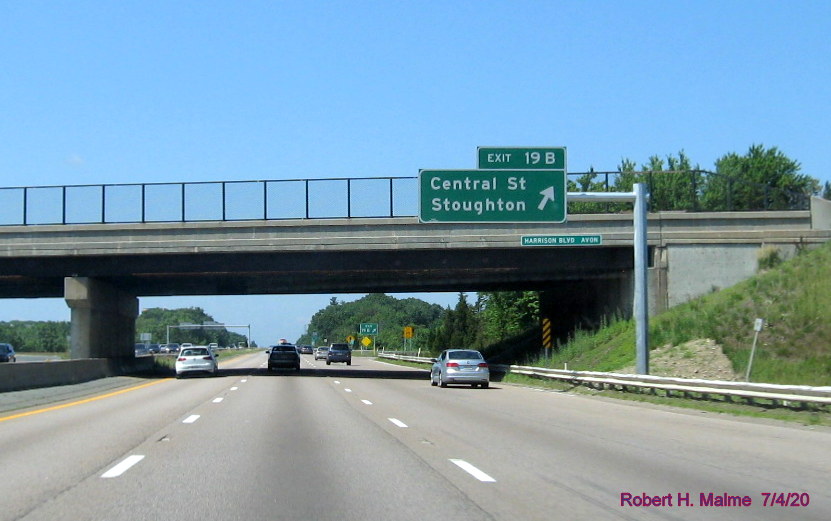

{"left": 1, "top": 352, "right": 828, "bottom": 521}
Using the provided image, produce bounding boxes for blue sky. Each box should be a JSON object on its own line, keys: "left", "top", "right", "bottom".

{"left": 2, "top": 1, "right": 829, "bottom": 345}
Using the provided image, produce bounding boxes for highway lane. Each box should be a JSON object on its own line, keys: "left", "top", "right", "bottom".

{"left": 1, "top": 352, "right": 829, "bottom": 520}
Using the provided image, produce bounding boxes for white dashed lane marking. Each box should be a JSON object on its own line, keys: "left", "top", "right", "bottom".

{"left": 101, "top": 455, "right": 144, "bottom": 478}
{"left": 450, "top": 459, "right": 496, "bottom": 482}
{"left": 182, "top": 415, "right": 200, "bottom": 424}
{"left": 388, "top": 418, "right": 408, "bottom": 428}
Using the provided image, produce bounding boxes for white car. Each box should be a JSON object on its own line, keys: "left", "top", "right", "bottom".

{"left": 175, "top": 346, "right": 218, "bottom": 378}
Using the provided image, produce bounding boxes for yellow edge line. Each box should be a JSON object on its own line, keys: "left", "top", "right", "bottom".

{"left": 0, "top": 379, "right": 170, "bottom": 423}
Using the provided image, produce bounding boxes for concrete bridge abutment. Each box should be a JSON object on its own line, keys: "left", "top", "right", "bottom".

{"left": 64, "top": 277, "right": 138, "bottom": 360}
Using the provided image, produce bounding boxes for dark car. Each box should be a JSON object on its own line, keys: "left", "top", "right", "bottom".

{"left": 298, "top": 345, "right": 314, "bottom": 355}
{"left": 0, "top": 343, "right": 16, "bottom": 363}
{"left": 268, "top": 344, "right": 300, "bottom": 371}
{"left": 326, "top": 343, "right": 351, "bottom": 366}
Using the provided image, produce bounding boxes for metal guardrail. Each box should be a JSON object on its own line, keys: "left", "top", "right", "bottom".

{"left": 378, "top": 353, "right": 831, "bottom": 408}
{"left": 0, "top": 170, "right": 811, "bottom": 226}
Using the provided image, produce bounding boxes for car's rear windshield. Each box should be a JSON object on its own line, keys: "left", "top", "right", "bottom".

{"left": 448, "top": 350, "right": 483, "bottom": 360}
{"left": 183, "top": 348, "right": 209, "bottom": 356}
{"left": 273, "top": 346, "right": 296, "bottom": 352}
{"left": 330, "top": 344, "right": 349, "bottom": 351}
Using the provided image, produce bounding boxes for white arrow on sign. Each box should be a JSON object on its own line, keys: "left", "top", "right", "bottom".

{"left": 538, "top": 187, "right": 556, "bottom": 210}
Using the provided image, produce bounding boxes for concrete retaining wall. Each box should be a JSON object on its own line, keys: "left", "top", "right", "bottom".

{"left": 0, "top": 357, "right": 154, "bottom": 392}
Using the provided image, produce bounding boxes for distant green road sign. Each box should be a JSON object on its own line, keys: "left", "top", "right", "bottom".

{"left": 359, "top": 323, "right": 378, "bottom": 335}
{"left": 521, "top": 234, "right": 602, "bottom": 246}
{"left": 478, "top": 147, "right": 566, "bottom": 170}
{"left": 419, "top": 169, "right": 566, "bottom": 223}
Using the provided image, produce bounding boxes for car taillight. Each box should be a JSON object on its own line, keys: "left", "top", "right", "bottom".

{"left": 446, "top": 362, "right": 459, "bottom": 368}
{"left": 203, "top": 356, "right": 213, "bottom": 360}
{"left": 478, "top": 363, "right": 488, "bottom": 368}
{"left": 177, "top": 357, "right": 186, "bottom": 361}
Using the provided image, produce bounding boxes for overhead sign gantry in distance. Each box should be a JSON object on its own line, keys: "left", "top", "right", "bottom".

{"left": 419, "top": 147, "right": 566, "bottom": 223}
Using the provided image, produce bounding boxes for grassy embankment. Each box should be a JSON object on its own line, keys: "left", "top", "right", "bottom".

{"left": 523, "top": 241, "right": 831, "bottom": 387}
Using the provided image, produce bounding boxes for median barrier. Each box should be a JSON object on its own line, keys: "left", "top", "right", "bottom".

{"left": 0, "top": 357, "right": 155, "bottom": 392}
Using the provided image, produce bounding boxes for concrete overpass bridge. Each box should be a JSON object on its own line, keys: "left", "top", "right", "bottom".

{"left": 2, "top": 187, "right": 830, "bottom": 363}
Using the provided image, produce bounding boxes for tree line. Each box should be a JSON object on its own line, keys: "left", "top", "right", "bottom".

{"left": 136, "top": 307, "right": 250, "bottom": 347}
{"left": 1, "top": 307, "right": 249, "bottom": 352}
{"left": 569, "top": 145, "right": 822, "bottom": 213}
{"left": 296, "top": 292, "right": 539, "bottom": 358}
{"left": 0, "top": 321, "right": 70, "bottom": 352}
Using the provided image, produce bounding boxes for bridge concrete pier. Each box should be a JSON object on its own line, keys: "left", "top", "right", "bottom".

{"left": 64, "top": 277, "right": 138, "bottom": 360}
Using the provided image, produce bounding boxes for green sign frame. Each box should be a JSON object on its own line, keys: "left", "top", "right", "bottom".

{"left": 359, "top": 323, "right": 378, "bottom": 335}
{"left": 521, "top": 234, "right": 602, "bottom": 246}
{"left": 478, "top": 147, "right": 566, "bottom": 170}
{"left": 419, "top": 169, "right": 566, "bottom": 223}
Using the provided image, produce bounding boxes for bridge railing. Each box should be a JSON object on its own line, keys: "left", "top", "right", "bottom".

{"left": 0, "top": 171, "right": 812, "bottom": 226}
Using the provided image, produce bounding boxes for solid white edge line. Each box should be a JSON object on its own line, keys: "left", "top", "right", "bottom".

{"left": 101, "top": 455, "right": 145, "bottom": 478}
{"left": 183, "top": 415, "right": 200, "bottom": 424}
{"left": 388, "top": 418, "right": 408, "bottom": 428}
{"left": 449, "top": 459, "right": 496, "bottom": 482}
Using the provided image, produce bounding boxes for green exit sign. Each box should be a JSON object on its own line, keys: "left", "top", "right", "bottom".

{"left": 359, "top": 323, "right": 378, "bottom": 335}
{"left": 478, "top": 147, "right": 566, "bottom": 170}
{"left": 521, "top": 234, "right": 602, "bottom": 246}
{"left": 419, "top": 170, "right": 566, "bottom": 223}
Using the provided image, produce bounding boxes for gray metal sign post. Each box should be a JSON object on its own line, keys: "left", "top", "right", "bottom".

{"left": 568, "top": 183, "right": 649, "bottom": 374}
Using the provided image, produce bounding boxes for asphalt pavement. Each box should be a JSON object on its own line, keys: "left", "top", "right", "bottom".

{"left": 1, "top": 352, "right": 829, "bottom": 521}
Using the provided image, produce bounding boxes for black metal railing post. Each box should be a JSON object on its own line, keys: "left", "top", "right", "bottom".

{"left": 304, "top": 180, "right": 310, "bottom": 219}
{"left": 263, "top": 181, "right": 268, "bottom": 220}
{"left": 347, "top": 179, "right": 352, "bottom": 218}
{"left": 221, "top": 182, "right": 227, "bottom": 221}
{"left": 389, "top": 178, "right": 394, "bottom": 217}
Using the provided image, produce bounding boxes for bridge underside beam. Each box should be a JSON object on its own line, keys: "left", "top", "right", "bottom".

{"left": 64, "top": 277, "right": 137, "bottom": 359}
{"left": 0, "top": 247, "right": 633, "bottom": 298}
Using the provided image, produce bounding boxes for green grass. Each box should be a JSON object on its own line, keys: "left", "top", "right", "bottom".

{"left": 528, "top": 241, "right": 831, "bottom": 386}
{"left": 501, "top": 372, "right": 831, "bottom": 426}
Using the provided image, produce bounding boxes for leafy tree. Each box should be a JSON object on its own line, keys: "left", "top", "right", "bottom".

{"left": 478, "top": 291, "right": 539, "bottom": 344}
{"left": 426, "top": 293, "right": 482, "bottom": 353}
{"left": 135, "top": 307, "right": 249, "bottom": 347}
{"left": 298, "top": 293, "right": 444, "bottom": 351}
{"left": 704, "top": 145, "right": 817, "bottom": 210}
{"left": 0, "top": 320, "right": 71, "bottom": 352}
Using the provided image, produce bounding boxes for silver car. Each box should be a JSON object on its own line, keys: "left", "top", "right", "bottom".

{"left": 314, "top": 347, "right": 329, "bottom": 360}
{"left": 175, "top": 346, "right": 219, "bottom": 378}
{"left": 431, "top": 349, "right": 490, "bottom": 388}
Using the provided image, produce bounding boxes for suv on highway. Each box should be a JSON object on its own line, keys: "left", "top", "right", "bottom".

{"left": 268, "top": 344, "right": 300, "bottom": 371}
{"left": 326, "top": 343, "right": 351, "bottom": 366}
{"left": 0, "top": 343, "right": 16, "bottom": 363}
